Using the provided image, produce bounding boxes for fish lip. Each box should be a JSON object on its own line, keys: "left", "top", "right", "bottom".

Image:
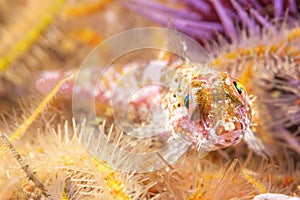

{"left": 214, "top": 128, "right": 245, "bottom": 148}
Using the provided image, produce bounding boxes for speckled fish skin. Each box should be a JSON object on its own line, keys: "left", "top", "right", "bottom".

{"left": 36, "top": 59, "right": 252, "bottom": 152}
{"left": 162, "top": 62, "right": 252, "bottom": 151}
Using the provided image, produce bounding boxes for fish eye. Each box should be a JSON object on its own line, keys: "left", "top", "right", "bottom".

{"left": 184, "top": 94, "right": 189, "bottom": 109}
{"left": 233, "top": 81, "right": 243, "bottom": 95}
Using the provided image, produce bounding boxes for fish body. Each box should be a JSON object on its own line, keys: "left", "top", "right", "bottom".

{"left": 36, "top": 59, "right": 252, "bottom": 152}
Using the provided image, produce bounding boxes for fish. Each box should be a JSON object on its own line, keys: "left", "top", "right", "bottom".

{"left": 35, "top": 58, "right": 253, "bottom": 154}
{"left": 162, "top": 62, "right": 252, "bottom": 151}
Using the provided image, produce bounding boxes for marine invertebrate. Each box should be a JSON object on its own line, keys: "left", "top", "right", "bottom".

{"left": 0, "top": 116, "right": 146, "bottom": 199}
{"left": 0, "top": 0, "right": 64, "bottom": 72}
{"left": 8, "top": 74, "right": 73, "bottom": 143}
{"left": 0, "top": 0, "right": 67, "bottom": 88}
{"left": 1, "top": 1, "right": 300, "bottom": 200}
{"left": 123, "top": 0, "right": 300, "bottom": 43}
{"left": 63, "top": 0, "right": 113, "bottom": 17}
{"left": 0, "top": 0, "right": 115, "bottom": 101}
{"left": 0, "top": 131, "right": 49, "bottom": 198}
{"left": 131, "top": 149, "right": 300, "bottom": 199}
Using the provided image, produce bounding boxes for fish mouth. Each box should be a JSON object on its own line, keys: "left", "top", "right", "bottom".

{"left": 174, "top": 103, "right": 251, "bottom": 150}
{"left": 212, "top": 117, "right": 248, "bottom": 149}
{"left": 214, "top": 129, "right": 244, "bottom": 149}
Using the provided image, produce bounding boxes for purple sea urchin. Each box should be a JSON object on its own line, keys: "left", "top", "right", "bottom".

{"left": 123, "top": 0, "right": 300, "bottom": 43}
